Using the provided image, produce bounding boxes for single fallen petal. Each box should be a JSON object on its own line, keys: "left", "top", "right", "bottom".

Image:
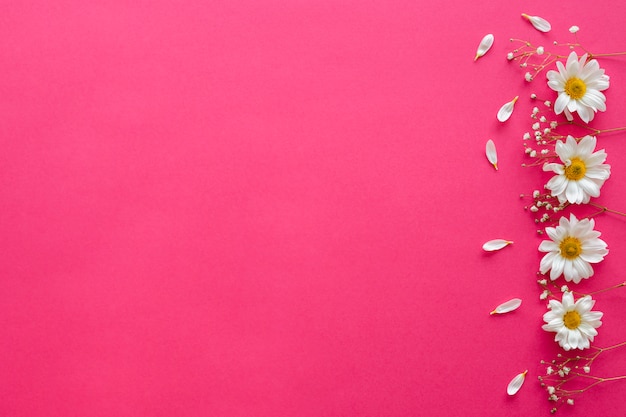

{"left": 475, "top": 34, "right": 494, "bottom": 61}
{"left": 490, "top": 298, "right": 522, "bottom": 315}
{"left": 497, "top": 96, "right": 518, "bottom": 122}
{"left": 486, "top": 139, "right": 498, "bottom": 170}
{"left": 507, "top": 370, "right": 528, "bottom": 395}
{"left": 482, "top": 239, "right": 513, "bottom": 251}
{"left": 522, "top": 13, "right": 551, "bottom": 33}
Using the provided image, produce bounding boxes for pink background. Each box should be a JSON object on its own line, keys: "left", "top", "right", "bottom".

{"left": 2, "top": 1, "right": 626, "bottom": 416}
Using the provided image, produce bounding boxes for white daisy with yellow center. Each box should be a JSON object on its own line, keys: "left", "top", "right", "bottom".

{"left": 543, "top": 135, "right": 610, "bottom": 204}
{"left": 547, "top": 51, "right": 609, "bottom": 123}
{"left": 539, "top": 214, "right": 608, "bottom": 283}
{"left": 542, "top": 292, "right": 603, "bottom": 351}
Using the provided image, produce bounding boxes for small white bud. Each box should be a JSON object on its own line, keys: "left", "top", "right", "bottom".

{"left": 523, "top": 132, "right": 531, "bottom": 140}
{"left": 545, "top": 100, "right": 552, "bottom": 107}
{"left": 525, "top": 72, "right": 533, "bottom": 82}
{"left": 569, "top": 26, "right": 579, "bottom": 33}
{"left": 536, "top": 46, "right": 545, "bottom": 55}
{"left": 567, "top": 399, "right": 574, "bottom": 406}
{"left": 507, "top": 52, "right": 514, "bottom": 60}
{"left": 583, "top": 366, "right": 590, "bottom": 373}
{"left": 531, "top": 93, "right": 537, "bottom": 99}
{"left": 561, "top": 285, "right": 569, "bottom": 292}
{"left": 530, "top": 205, "right": 539, "bottom": 212}
{"left": 530, "top": 150, "right": 537, "bottom": 158}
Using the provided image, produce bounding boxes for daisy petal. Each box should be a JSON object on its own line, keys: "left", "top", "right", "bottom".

{"left": 497, "top": 96, "right": 518, "bottom": 122}
{"left": 490, "top": 298, "right": 522, "bottom": 315}
{"left": 486, "top": 139, "right": 498, "bottom": 170}
{"left": 522, "top": 13, "right": 551, "bottom": 32}
{"left": 507, "top": 370, "right": 528, "bottom": 395}
{"left": 482, "top": 239, "right": 513, "bottom": 251}
{"left": 475, "top": 34, "right": 494, "bottom": 61}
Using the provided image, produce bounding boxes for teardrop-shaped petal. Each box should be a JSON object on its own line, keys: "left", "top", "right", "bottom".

{"left": 486, "top": 139, "right": 498, "bottom": 170}
{"left": 497, "top": 96, "right": 518, "bottom": 122}
{"left": 475, "top": 34, "right": 494, "bottom": 61}
{"left": 507, "top": 370, "right": 528, "bottom": 395}
{"left": 482, "top": 239, "right": 513, "bottom": 251}
{"left": 522, "top": 13, "right": 551, "bottom": 33}
{"left": 490, "top": 298, "right": 522, "bottom": 315}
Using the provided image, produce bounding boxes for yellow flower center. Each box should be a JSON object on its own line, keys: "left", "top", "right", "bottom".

{"left": 560, "top": 236, "right": 582, "bottom": 259}
{"left": 564, "top": 77, "right": 587, "bottom": 100}
{"left": 564, "top": 157, "right": 586, "bottom": 180}
{"left": 563, "top": 310, "right": 582, "bottom": 330}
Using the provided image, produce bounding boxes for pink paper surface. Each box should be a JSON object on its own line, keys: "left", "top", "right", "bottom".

{"left": 2, "top": 1, "right": 626, "bottom": 416}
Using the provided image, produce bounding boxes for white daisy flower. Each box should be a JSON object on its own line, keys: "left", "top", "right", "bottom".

{"left": 547, "top": 51, "right": 610, "bottom": 123}
{"left": 542, "top": 135, "right": 610, "bottom": 204}
{"left": 542, "top": 292, "right": 603, "bottom": 351}
{"left": 538, "top": 214, "right": 608, "bottom": 283}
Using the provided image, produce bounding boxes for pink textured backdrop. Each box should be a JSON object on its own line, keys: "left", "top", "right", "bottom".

{"left": 2, "top": 1, "right": 626, "bottom": 416}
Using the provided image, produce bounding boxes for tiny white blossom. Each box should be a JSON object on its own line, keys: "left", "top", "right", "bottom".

{"left": 537, "top": 46, "right": 545, "bottom": 55}
{"left": 583, "top": 366, "right": 590, "bottom": 373}
{"left": 525, "top": 72, "right": 533, "bottom": 82}
{"left": 507, "top": 52, "right": 514, "bottom": 60}
{"left": 567, "top": 399, "right": 574, "bottom": 405}
{"left": 569, "top": 26, "right": 579, "bottom": 33}
{"left": 547, "top": 386, "right": 556, "bottom": 395}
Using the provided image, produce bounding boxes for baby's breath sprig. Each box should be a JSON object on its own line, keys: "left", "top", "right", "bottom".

{"left": 537, "top": 279, "right": 626, "bottom": 302}
{"left": 507, "top": 27, "right": 626, "bottom": 82}
{"left": 539, "top": 341, "right": 626, "bottom": 413}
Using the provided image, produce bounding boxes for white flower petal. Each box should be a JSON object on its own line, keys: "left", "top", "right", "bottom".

{"left": 486, "top": 139, "right": 498, "bottom": 170}
{"left": 475, "top": 33, "right": 494, "bottom": 61}
{"left": 497, "top": 96, "right": 518, "bottom": 122}
{"left": 482, "top": 239, "right": 513, "bottom": 251}
{"left": 522, "top": 13, "right": 551, "bottom": 32}
{"left": 491, "top": 298, "right": 522, "bottom": 315}
{"left": 507, "top": 370, "right": 528, "bottom": 395}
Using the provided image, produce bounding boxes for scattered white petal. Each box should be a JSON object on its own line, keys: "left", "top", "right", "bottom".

{"left": 522, "top": 13, "right": 551, "bottom": 32}
{"left": 569, "top": 26, "right": 579, "bottom": 33}
{"left": 486, "top": 139, "right": 498, "bottom": 170}
{"left": 475, "top": 34, "right": 494, "bottom": 61}
{"left": 497, "top": 96, "right": 518, "bottom": 122}
{"left": 491, "top": 298, "right": 522, "bottom": 315}
{"left": 482, "top": 239, "right": 513, "bottom": 251}
{"left": 507, "top": 370, "right": 528, "bottom": 395}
